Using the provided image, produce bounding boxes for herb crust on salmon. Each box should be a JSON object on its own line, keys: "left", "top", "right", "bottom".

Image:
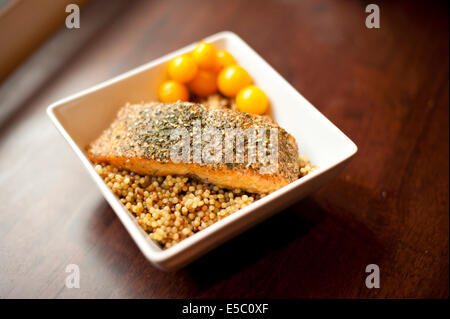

{"left": 88, "top": 102, "right": 299, "bottom": 193}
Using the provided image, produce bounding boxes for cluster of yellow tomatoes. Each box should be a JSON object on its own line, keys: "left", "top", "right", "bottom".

{"left": 158, "top": 42, "right": 269, "bottom": 115}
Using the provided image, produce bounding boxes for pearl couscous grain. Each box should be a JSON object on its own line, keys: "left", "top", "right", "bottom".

{"left": 95, "top": 153, "right": 316, "bottom": 248}
{"left": 95, "top": 154, "right": 316, "bottom": 249}
{"left": 198, "top": 93, "right": 236, "bottom": 110}
{"left": 298, "top": 155, "right": 317, "bottom": 177}
{"left": 95, "top": 163, "right": 264, "bottom": 249}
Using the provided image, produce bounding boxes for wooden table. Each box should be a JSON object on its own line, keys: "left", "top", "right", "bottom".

{"left": 0, "top": 0, "right": 448, "bottom": 298}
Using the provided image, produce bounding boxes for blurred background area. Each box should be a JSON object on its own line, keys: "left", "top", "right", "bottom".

{"left": 0, "top": 0, "right": 121, "bottom": 124}
{"left": 0, "top": 0, "right": 85, "bottom": 82}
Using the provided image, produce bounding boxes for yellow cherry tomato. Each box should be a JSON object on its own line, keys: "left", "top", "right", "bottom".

{"left": 217, "top": 65, "right": 252, "bottom": 97}
{"left": 168, "top": 54, "right": 198, "bottom": 83}
{"left": 236, "top": 85, "right": 269, "bottom": 115}
{"left": 189, "top": 70, "right": 217, "bottom": 97}
{"left": 215, "top": 50, "right": 236, "bottom": 71}
{"left": 158, "top": 80, "right": 189, "bottom": 102}
{"left": 191, "top": 42, "right": 217, "bottom": 70}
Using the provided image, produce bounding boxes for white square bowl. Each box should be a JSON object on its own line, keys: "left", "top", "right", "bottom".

{"left": 47, "top": 31, "right": 357, "bottom": 271}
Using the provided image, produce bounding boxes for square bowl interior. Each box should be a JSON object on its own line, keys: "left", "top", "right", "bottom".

{"left": 48, "top": 31, "right": 357, "bottom": 270}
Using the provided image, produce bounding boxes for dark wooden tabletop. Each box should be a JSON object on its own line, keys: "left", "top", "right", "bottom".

{"left": 0, "top": 0, "right": 448, "bottom": 298}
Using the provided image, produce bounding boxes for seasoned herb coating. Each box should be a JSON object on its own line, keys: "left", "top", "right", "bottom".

{"left": 88, "top": 102, "right": 299, "bottom": 193}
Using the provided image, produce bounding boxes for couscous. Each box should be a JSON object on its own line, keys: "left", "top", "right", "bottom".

{"left": 95, "top": 155, "right": 315, "bottom": 249}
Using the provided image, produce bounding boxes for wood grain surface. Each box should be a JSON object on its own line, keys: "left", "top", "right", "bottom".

{"left": 0, "top": 0, "right": 448, "bottom": 298}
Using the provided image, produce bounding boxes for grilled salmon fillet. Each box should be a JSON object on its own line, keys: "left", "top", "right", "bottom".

{"left": 88, "top": 102, "right": 299, "bottom": 193}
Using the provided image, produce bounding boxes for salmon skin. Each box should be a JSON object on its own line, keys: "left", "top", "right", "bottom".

{"left": 88, "top": 102, "right": 299, "bottom": 193}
